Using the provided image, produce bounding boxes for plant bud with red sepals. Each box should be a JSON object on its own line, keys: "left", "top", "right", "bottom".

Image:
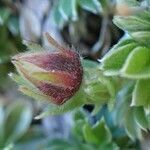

{"left": 12, "top": 33, "right": 83, "bottom": 105}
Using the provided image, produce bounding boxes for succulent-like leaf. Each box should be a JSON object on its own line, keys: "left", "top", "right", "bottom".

{"left": 4, "top": 101, "right": 32, "bottom": 146}
{"left": 133, "top": 107, "right": 149, "bottom": 131}
{"left": 132, "top": 79, "right": 150, "bottom": 107}
{"left": 83, "top": 118, "right": 112, "bottom": 145}
{"left": 114, "top": 14, "right": 150, "bottom": 32}
{"left": 124, "top": 109, "right": 142, "bottom": 140}
{"left": 83, "top": 123, "right": 99, "bottom": 144}
{"left": 121, "top": 47, "right": 150, "bottom": 79}
{"left": 101, "top": 39, "right": 137, "bottom": 76}
{"left": 113, "top": 10, "right": 150, "bottom": 46}
{"left": 92, "top": 119, "right": 112, "bottom": 144}
{"left": 130, "top": 31, "right": 150, "bottom": 46}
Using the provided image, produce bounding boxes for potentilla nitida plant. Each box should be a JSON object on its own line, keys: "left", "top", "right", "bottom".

{"left": 11, "top": 33, "right": 83, "bottom": 105}
{"left": 10, "top": 33, "right": 114, "bottom": 117}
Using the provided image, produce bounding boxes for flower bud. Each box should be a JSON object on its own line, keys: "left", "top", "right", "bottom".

{"left": 12, "top": 33, "right": 83, "bottom": 105}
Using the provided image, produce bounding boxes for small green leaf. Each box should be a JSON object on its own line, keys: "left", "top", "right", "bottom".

{"left": 136, "top": 10, "right": 150, "bottom": 21}
{"left": 113, "top": 10, "right": 150, "bottom": 47}
{"left": 113, "top": 15, "right": 150, "bottom": 32}
{"left": 101, "top": 41, "right": 137, "bottom": 75}
{"left": 83, "top": 60, "right": 115, "bottom": 105}
{"left": 85, "top": 81, "right": 109, "bottom": 104}
{"left": 92, "top": 119, "right": 112, "bottom": 144}
{"left": 82, "top": 119, "right": 112, "bottom": 145}
{"left": 134, "top": 107, "right": 149, "bottom": 131}
{"left": 132, "top": 79, "right": 150, "bottom": 107}
{"left": 83, "top": 123, "right": 99, "bottom": 144}
{"left": 130, "top": 31, "right": 150, "bottom": 46}
{"left": 124, "top": 109, "right": 140, "bottom": 140}
{"left": 114, "top": 82, "right": 134, "bottom": 125}
{"left": 121, "top": 47, "right": 150, "bottom": 79}
{"left": 4, "top": 101, "right": 32, "bottom": 145}
{"left": 114, "top": 95, "right": 130, "bottom": 125}
{"left": 98, "top": 76, "right": 116, "bottom": 99}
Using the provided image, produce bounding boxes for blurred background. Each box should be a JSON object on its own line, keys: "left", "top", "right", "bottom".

{"left": 0, "top": 0, "right": 148, "bottom": 149}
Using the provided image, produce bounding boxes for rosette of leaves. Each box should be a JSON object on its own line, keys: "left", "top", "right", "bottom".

{"left": 100, "top": 1, "right": 150, "bottom": 140}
